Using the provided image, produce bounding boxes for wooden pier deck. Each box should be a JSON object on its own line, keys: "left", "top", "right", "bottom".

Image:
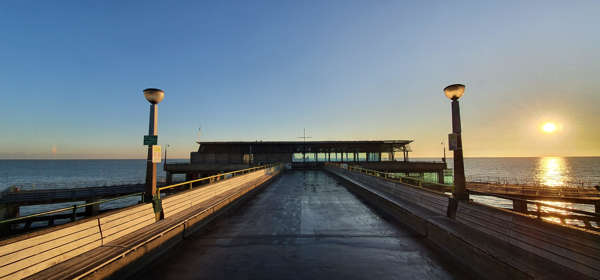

{"left": 0, "top": 165, "right": 599, "bottom": 279}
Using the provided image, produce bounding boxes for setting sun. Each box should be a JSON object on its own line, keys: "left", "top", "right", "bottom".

{"left": 542, "top": 122, "right": 557, "bottom": 133}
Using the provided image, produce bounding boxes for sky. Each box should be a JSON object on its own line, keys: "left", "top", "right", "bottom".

{"left": 0, "top": 0, "right": 599, "bottom": 159}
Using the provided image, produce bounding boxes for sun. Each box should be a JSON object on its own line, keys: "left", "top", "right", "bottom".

{"left": 541, "top": 122, "right": 557, "bottom": 133}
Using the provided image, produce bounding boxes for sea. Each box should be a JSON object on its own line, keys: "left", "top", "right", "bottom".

{"left": 1, "top": 157, "right": 599, "bottom": 228}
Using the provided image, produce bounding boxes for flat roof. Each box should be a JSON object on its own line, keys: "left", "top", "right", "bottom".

{"left": 195, "top": 140, "right": 413, "bottom": 153}
{"left": 196, "top": 140, "right": 412, "bottom": 145}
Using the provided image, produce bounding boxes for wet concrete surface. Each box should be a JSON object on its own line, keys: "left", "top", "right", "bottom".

{"left": 134, "top": 170, "right": 466, "bottom": 280}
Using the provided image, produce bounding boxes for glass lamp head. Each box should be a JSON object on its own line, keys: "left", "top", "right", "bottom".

{"left": 143, "top": 88, "right": 165, "bottom": 104}
{"left": 444, "top": 84, "right": 465, "bottom": 100}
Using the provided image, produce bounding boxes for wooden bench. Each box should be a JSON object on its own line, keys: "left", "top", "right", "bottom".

{"left": 27, "top": 169, "right": 277, "bottom": 280}
{"left": 340, "top": 168, "right": 450, "bottom": 216}
{"left": 0, "top": 168, "right": 274, "bottom": 280}
{"left": 327, "top": 166, "right": 600, "bottom": 279}
{"left": 456, "top": 202, "right": 600, "bottom": 278}
{"left": 0, "top": 219, "right": 102, "bottom": 280}
{"left": 162, "top": 170, "right": 265, "bottom": 219}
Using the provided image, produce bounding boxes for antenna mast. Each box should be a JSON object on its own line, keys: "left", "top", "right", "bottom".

{"left": 297, "top": 128, "right": 312, "bottom": 163}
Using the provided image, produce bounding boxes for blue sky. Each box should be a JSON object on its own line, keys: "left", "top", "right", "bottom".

{"left": 1, "top": 1, "right": 599, "bottom": 158}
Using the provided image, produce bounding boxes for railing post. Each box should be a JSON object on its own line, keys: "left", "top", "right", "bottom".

{"left": 152, "top": 195, "right": 163, "bottom": 221}
{"left": 71, "top": 205, "right": 77, "bottom": 222}
{"left": 512, "top": 199, "right": 527, "bottom": 213}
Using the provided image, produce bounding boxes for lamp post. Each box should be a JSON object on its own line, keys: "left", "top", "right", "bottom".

{"left": 143, "top": 88, "right": 164, "bottom": 203}
{"left": 444, "top": 84, "right": 468, "bottom": 201}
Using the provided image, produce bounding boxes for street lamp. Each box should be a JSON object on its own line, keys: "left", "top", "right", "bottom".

{"left": 444, "top": 84, "right": 468, "bottom": 201}
{"left": 143, "top": 88, "right": 164, "bottom": 204}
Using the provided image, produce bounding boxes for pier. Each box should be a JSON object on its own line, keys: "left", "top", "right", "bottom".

{"left": 0, "top": 163, "right": 598, "bottom": 279}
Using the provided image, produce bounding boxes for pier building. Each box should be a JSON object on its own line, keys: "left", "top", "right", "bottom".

{"left": 165, "top": 140, "right": 447, "bottom": 183}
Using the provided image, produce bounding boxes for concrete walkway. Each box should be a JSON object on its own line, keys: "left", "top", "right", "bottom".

{"left": 134, "top": 170, "right": 466, "bottom": 280}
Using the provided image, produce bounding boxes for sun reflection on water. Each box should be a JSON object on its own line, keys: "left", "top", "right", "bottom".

{"left": 532, "top": 157, "right": 590, "bottom": 228}
{"left": 537, "top": 157, "right": 569, "bottom": 187}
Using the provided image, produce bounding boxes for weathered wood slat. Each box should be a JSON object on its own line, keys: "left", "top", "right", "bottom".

{"left": 161, "top": 174, "right": 256, "bottom": 207}
{"left": 0, "top": 225, "right": 100, "bottom": 267}
{"left": 457, "top": 201, "right": 600, "bottom": 251}
{"left": 456, "top": 205, "right": 600, "bottom": 265}
{"left": 457, "top": 211, "right": 600, "bottom": 275}
{"left": 0, "top": 168, "right": 276, "bottom": 280}
{"left": 98, "top": 204, "right": 153, "bottom": 226}
{"left": 161, "top": 173, "right": 261, "bottom": 207}
{"left": 349, "top": 171, "right": 449, "bottom": 215}
{"left": 37, "top": 179, "right": 266, "bottom": 280}
{"left": 336, "top": 167, "right": 600, "bottom": 279}
{"left": 457, "top": 212, "right": 600, "bottom": 277}
{"left": 163, "top": 175, "right": 261, "bottom": 218}
{"left": 101, "top": 214, "right": 155, "bottom": 244}
{"left": 0, "top": 220, "right": 98, "bottom": 256}
{"left": 0, "top": 237, "right": 101, "bottom": 280}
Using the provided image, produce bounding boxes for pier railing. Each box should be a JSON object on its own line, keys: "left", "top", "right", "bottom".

{"left": 329, "top": 163, "right": 600, "bottom": 231}
{"left": 467, "top": 175, "right": 600, "bottom": 190}
{"left": 325, "top": 163, "right": 453, "bottom": 193}
{"left": 0, "top": 192, "right": 145, "bottom": 230}
{"left": 0, "top": 164, "right": 279, "bottom": 234}
{"left": 468, "top": 191, "right": 600, "bottom": 231}
{"left": 157, "top": 163, "right": 278, "bottom": 197}
{"left": 0, "top": 164, "right": 282, "bottom": 280}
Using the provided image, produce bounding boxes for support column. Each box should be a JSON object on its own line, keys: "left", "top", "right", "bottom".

{"left": 166, "top": 171, "right": 173, "bottom": 185}
{"left": 513, "top": 200, "right": 528, "bottom": 213}
{"left": 437, "top": 171, "right": 445, "bottom": 184}
{"left": 0, "top": 203, "right": 19, "bottom": 234}
{"left": 85, "top": 199, "right": 100, "bottom": 216}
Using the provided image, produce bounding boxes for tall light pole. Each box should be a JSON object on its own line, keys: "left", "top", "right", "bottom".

{"left": 444, "top": 84, "right": 468, "bottom": 201}
{"left": 143, "top": 88, "right": 164, "bottom": 203}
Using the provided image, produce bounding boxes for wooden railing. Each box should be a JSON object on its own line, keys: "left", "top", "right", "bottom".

{"left": 330, "top": 163, "right": 600, "bottom": 231}
{"left": 0, "top": 164, "right": 282, "bottom": 280}
{"left": 325, "top": 162, "right": 452, "bottom": 193}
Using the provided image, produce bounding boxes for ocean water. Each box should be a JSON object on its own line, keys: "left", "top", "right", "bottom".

{"left": 0, "top": 159, "right": 187, "bottom": 217}
{"left": 1, "top": 157, "right": 598, "bottom": 227}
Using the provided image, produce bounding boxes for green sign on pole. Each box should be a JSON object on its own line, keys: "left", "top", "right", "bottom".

{"left": 143, "top": 135, "right": 158, "bottom": 145}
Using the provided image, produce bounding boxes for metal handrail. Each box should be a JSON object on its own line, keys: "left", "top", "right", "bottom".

{"left": 157, "top": 163, "right": 278, "bottom": 197}
{"left": 468, "top": 191, "right": 600, "bottom": 218}
{"left": 325, "top": 162, "right": 453, "bottom": 192}
{"left": 0, "top": 192, "right": 144, "bottom": 225}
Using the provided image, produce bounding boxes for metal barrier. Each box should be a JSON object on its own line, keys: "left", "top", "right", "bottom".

{"left": 469, "top": 191, "right": 600, "bottom": 231}
{"left": 156, "top": 163, "right": 278, "bottom": 197}
{"left": 0, "top": 192, "right": 144, "bottom": 227}
{"left": 325, "top": 162, "right": 453, "bottom": 193}
{"left": 152, "top": 163, "right": 279, "bottom": 219}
